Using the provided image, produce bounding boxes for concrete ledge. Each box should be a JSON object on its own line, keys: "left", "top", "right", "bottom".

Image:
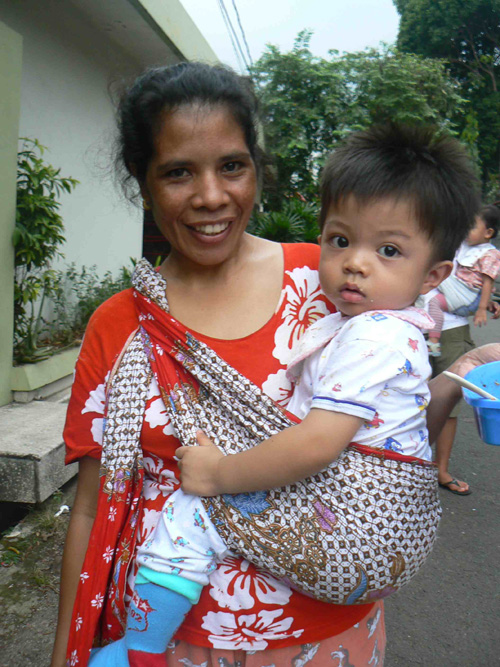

{"left": 11, "top": 346, "right": 79, "bottom": 392}
{"left": 0, "top": 401, "right": 77, "bottom": 503}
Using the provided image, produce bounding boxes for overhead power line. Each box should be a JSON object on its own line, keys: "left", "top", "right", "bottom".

{"left": 217, "top": 0, "right": 253, "bottom": 73}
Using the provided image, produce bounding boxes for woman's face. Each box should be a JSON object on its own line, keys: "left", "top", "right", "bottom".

{"left": 142, "top": 103, "right": 257, "bottom": 270}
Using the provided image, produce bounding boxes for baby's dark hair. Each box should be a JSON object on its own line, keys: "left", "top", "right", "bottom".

{"left": 116, "top": 62, "right": 260, "bottom": 196}
{"left": 479, "top": 202, "right": 500, "bottom": 239}
{"left": 320, "top": 124, "right": 481, "bottom": 261}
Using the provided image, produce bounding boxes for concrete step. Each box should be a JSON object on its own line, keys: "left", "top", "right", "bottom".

{"left": 0, "top": 399, "right": 77, "bottom": 503}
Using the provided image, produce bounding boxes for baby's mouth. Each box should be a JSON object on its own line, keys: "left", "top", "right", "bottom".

{"left": 339, "top": 284, "right": 365, "bottom": 303}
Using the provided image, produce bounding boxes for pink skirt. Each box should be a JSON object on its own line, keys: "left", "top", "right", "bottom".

{"left": 166, "top": 600, "right": 385, "bottom": 666}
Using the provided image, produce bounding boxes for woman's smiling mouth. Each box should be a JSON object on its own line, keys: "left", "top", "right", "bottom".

{"left": 187, "top": 220, "right": 232, "bottom": 237}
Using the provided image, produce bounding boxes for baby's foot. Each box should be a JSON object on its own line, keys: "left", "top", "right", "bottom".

{"left": 89, "top": 639, "right": 128, "bottom": 665}
{"left": 427, "top": 341, "right": 441, "bottom": 357}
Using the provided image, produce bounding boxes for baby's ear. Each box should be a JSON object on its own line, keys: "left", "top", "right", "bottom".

{"left": 420, "top": 260, "right": 453, "bottom": 295}
{"left": 486, "top": 227, "right": 495, "bottom": 240}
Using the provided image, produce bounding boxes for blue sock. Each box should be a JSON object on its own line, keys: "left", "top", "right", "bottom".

{"left": 88, "top": 582, "right": 193, "bottom": 666}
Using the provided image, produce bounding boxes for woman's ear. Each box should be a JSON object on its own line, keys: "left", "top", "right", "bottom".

{"left": 420, "top": 260, "right": 453, "bottom": 295}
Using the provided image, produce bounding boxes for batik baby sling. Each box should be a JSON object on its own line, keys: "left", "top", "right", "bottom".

{"left": 134, "top": 260, "right": 441, "bottom": 605}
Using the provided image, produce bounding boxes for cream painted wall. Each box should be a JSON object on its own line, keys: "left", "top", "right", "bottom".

{"left": 1, "top": 1, "right": 145, "bottom": 277}
{"left": 0, "top": 20, "right": 22, "bottom": 406}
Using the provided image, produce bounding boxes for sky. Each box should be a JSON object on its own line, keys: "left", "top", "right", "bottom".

{"left": 181, "top": 0, "right": 401, "bottom": 72}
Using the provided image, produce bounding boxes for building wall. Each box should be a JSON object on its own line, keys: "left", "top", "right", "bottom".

{"left": 0, "top": 20, "right": 23, "bottom": 406}
{"left": 1, "top": 1, "right": 147, "bottom": 277}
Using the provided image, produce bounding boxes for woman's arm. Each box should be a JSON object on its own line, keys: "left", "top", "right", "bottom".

{"left": 177, "top": 409, "right": 362, "bottom": 496}
{"left": 473, "top": 275, "right": 494, "bottom": 326}
{"left": 50, "top": 457, "right": 100, "bottom": 667}
{"left": 427, "top": 342, "right": 500, "bottom": 444}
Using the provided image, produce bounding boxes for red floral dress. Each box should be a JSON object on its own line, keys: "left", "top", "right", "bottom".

{"left": 64, "top": 243, "right": 379, "bottom": 654}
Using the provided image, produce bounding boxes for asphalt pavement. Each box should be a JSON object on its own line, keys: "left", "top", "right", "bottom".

{"left": 385, "top": 317, "right": 500, "bottom": 666}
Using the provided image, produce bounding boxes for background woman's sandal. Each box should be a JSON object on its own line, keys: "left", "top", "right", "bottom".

{"left": 438, "top": 478, "right": 472, "bottom": 495}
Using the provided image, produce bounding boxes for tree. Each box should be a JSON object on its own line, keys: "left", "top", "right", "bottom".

{"left": 333, "top": 45, "right": 466, "bottom": 134}
{"left": 251, "top": 31, "right": 342, "bottom": 209}
{"left": 394, "top": 0, "right": 500, "bottom": 186}
{"left": 251, "top": 34, "right": 468, "bottom": 217}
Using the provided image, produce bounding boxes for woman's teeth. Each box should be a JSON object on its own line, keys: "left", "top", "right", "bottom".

{"left": 194, "top": 221, "right": 230, "bottom": 235}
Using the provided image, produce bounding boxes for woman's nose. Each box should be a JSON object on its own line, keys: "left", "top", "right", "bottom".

{"left": 192, "top": 173, "right": 230, "bottom": 210}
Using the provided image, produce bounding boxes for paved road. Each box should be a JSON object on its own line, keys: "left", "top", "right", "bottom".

{"left": 385, "top": 317, "right": 500, "bottom": 666}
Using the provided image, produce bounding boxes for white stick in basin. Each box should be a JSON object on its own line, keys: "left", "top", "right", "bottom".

{"left": 443, "top": 370, "right": 498, "bottom": 401}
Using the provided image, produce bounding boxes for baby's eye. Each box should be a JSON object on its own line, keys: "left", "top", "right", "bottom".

{"left": 330, "top": 235, "right": 349, "bottom": 248}
{"left": 378, "top": 244, "right": 400, "bottom": 258}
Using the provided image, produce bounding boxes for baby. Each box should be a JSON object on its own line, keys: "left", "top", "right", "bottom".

{"left": 90, "top": 124, "right": 479, "bottom": 666}
{"left": 426, "top": 203, "right": 500, "bottom": 356}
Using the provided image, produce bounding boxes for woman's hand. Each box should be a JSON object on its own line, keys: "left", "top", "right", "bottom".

{"left": 449, "top": 343, "right": 500, "bottom": 378}
{"left": 176, "top": 431, "right": 225, "bottom": 497}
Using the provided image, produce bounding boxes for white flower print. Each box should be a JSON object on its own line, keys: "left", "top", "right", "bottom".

{"left": 144, "top": 378, "right": 176, "bottom": 436}
{"left": 79, "top": 572, "right": 89, "bottom": 583}
{"left": 108, "top": 506, "right": 117, "bottom": 522}
{"left": 102, "top": 546, "right": 114, "bottom": 563}
{"left": 143, "top": 454, "right": 179, "bottom": 502}
{"left": 69, "top": 650, "right": 79, "bottom": 665}
{"left": 203, "top": 608, "right": 303, "bottom": 650}
{"left": 208, "top": 556, "right": 292, "bottom": 611}
{"left": 82, "top": 373, "right": 109, "bottom": 446}
{"left": 139, "top": 507, "right": 162, "bottom": 545}
{"left": 262, "top": 368, "right": 293, "bottom": 407}
{"left": 273, "top": 267, "right": 329, "bottom": 365}
{"left": 91, "top": 593, "right": 104, "bottom": 609}
{"left": 75, "top": 615, "right": 83, "bottom": 631}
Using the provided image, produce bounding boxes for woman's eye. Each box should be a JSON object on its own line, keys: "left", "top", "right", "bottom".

{"left": 165, "top": 167, "right": 189, "bottom": 179}
{"left": 222, "top": 161, "right": 242, "bottom": 174}
{"left": 378, "top": 244, "right": 400, "bottom": 258}
{"left": 330, "top": 235, "right": 349, "bottom": 248}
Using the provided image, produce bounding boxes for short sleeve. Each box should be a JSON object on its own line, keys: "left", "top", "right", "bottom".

{"left": 477, "top": 249, "right": 500, "bottom": 280}
{"left": 310, "top": 334, "right": 409, "bottom": 422}
{"left": 64, "top": 290, "right": 138, "bottom": 464}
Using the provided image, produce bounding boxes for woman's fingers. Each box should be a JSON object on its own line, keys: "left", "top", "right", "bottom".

{"left": 196, "top": 430, "right": 217, "bottom": 447}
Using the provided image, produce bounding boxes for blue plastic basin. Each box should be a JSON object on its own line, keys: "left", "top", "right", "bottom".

{"left": 462, "top": 361, "right": 500, "bottom": 445}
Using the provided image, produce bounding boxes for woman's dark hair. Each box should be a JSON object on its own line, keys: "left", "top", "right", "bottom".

{"left": 479, "top": 202, "right": 500, "bottom": 239}
{"left": 320, "top": 124, "right": 481, "bottom": 261}
{"left": 116, "top": 62, "right": 260, "bottom": 196}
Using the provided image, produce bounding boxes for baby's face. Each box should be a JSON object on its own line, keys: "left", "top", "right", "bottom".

{"left": 318, "top": 196, "right": 451, "bottom": 317}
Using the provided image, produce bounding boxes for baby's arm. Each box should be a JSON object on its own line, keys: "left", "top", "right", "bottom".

{"left": 474, "top": 275, "right": 494, "bottom": 326}
{"left": 176, "top": 409, "right": 362, "bottom": 496}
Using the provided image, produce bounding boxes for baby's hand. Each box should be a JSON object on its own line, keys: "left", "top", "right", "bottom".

{"left": 176, "top": 431, "right": 225, "bottom": 497}
{"left": 473, "top": 307, "right": 488, "bottom": 327}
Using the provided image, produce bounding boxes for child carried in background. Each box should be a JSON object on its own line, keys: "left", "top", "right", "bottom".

{"left": 427, "top": 204, "right": 500, "bottom": 357}
{"left": 90, "top": 124, "right": 480, "bottom": 667}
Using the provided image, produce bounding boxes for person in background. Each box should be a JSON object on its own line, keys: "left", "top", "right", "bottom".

{"left": 427, "top": 204, "right": 500, "bottom": 356}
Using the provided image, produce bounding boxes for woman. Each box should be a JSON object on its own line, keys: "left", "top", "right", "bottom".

{"left": 51, "top": 62, "right": 499, "bottom": 667}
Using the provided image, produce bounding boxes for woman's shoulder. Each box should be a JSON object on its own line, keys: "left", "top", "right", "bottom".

{"left": 85, "top": 287, "right": 138, "bottom": 335}
{"left": 282, "top": 242, "right": 321, "bottom": 269}
{"left": 79, "top": 287, "right": 139, "bottom": 367}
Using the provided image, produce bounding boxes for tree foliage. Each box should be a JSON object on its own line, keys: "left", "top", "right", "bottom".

{"left": 252, "top": 33, "right": 468, "bottom": 214}
{"left": 251, "top": 31, "right": 341, "bottom": 209}
{"left": 333, "top": 45, "right": 466, "bottom": 133}
{"left": 394, "top": 0, "right": 500, "bottom": 185}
